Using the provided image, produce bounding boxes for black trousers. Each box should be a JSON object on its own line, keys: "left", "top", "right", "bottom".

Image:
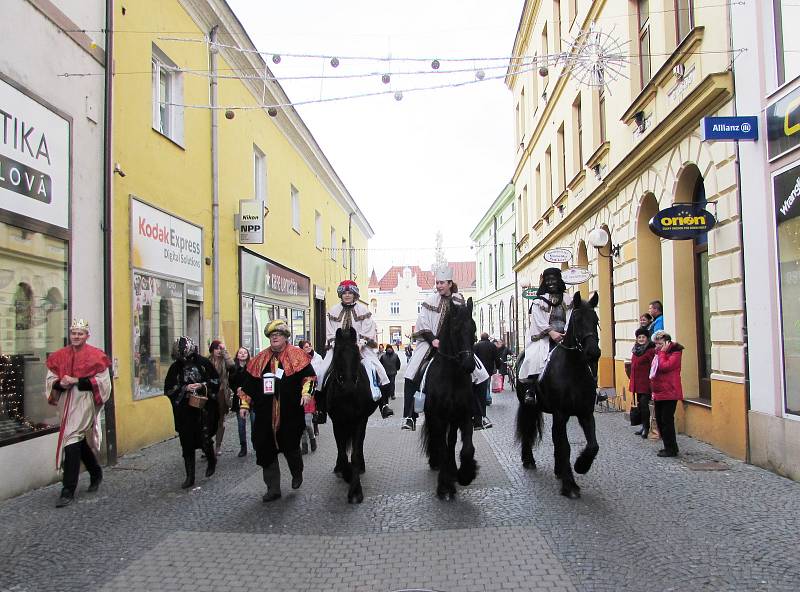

{"left": 472, "top": 379, "right": 488, "bottom": 420}
{"left": 62, "top": 440, "right": 102, "bottom": 494}
{"left": 403, "top": 378, "right": 417, "bottom": 418}
{"left": 636, "top": 392, "right": 652, "bottom": 434}
{"left": 654, "top": 399, "right": 679, "bottom": 452}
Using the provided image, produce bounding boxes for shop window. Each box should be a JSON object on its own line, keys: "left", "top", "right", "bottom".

{"left": 774, "top": 0, "right": 800, "bottom": 86}
{"left": 133, "top": 273, "right": 184, "bottom": 399}
{"left": 774, "top": 163, "right": 800, "bottom": 415}
{"left": 0, "top": 222, "right": 68, "bottom": 445}
{"left": 151, "top": 44, "right": 184, "bottom": 145}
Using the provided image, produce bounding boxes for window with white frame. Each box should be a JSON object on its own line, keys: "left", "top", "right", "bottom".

{"left": 152, "top": 45, "right": 183, "bottom": 144}
{"left": 774, "top": 0, "right": 800, "bottom": 86}
{"left": 390, "top": 301, "right": 400, "bottom": 315}
{"left": 291, "top": 185, "right": 300, "bottom": 232}
{"left": 637, "top": 0, "right": 652, "bottom": 87}
{"left": 330, "top": 227, "right": 337, "bottom": 260}
{"left": 315, "top": 211, "right": 322, "bottom": 249}
{"left": 254, "top": 146, "right": 266, "bottom": 202}
{"left": 341, "top": 238, "right": 347, "bottom": 269}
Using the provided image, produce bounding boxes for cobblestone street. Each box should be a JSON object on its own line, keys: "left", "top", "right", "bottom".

{"left": 1, "top": 377, "right": 798, "bottom": 592}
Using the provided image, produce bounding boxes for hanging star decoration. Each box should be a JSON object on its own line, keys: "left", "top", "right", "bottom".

{"left": 564, "top": 23, "right": 630, "bottom": 93}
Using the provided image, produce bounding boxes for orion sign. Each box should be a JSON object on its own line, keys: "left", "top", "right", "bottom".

{"left": 648, "top": 204, "right": 716, "bottom": 240}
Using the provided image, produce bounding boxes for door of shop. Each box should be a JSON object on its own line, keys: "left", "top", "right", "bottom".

{"left": 314, "top": 296, "right": 326, "bottom": 353}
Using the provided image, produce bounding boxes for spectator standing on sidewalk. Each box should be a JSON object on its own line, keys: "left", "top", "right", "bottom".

{"left": 472, "top": 332, "right": 498, "bottom": 429}
{"left": 164, "top": 336, "right": 220, "bottom": 489}
{"left": 229, "top": 347, "right": 253, "bottom": 457}
{"left": 45, "top": 318, "right": 112, "bottom": 508}
{"left": 629, "top": 327, "right": 656, "bottom": 439}
{"left": 650, "top": 330, "right": 684, "bottom": 457}
{"left": 495, "top": 339, "right": 509, "bottom": 388}
{"left": 299, "top": 340, "right": 321, "bottom": 454}
{"left": 208, "top": 340, "right": 234, "bottom": 456}
{"left": 379, "top": 344, "right": 401, "bottom": 400}
{"left": 648, "top": 301, "right": 664, "bottom": 335}
{"left": 404, "top": 344, "right": 413, "bottom": 363}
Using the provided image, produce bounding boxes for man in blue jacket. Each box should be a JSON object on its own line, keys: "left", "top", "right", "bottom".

{"left": 648, "top": 300, "right": 664, "bottom": 334}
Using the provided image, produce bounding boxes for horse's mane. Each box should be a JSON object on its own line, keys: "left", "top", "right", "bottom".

{"left": 332, "top": 328, "right": 361, "bottom": 374}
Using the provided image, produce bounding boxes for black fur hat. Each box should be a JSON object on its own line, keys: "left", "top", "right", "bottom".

{"left": 537, "top": 267, "right": 567, "bottom": 295}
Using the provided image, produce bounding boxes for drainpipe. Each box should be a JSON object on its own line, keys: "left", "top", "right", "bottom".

{"left": 210, "top": 25, "right": 220, "bottom": 338}
{"left": 726, "top": 0, "right": 751, "bottom": 462}
{"left": 102, "top": 0, "right": 117, "bottom": 465}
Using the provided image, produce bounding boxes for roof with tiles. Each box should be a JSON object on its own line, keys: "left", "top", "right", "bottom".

{"left": 376, "top": 262, "right": 476, "bottom": 292}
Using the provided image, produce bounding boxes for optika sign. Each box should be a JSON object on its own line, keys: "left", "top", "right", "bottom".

{"left": 649, "top": 204, "right": 716, "bottom": 240}
{"left": 0, "top": 78, "right": 70, "bottom": 229}
{"left": 131, "top": 199, "right": 203, "bottom": 283}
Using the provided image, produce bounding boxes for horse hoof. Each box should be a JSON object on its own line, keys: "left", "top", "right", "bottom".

{"left": 574, "top": 457, "right": 594, "bottom": 475}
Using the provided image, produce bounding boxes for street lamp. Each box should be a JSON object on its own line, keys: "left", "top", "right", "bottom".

{"left": 588, "top": 227, "right": 620, "bottom": 259}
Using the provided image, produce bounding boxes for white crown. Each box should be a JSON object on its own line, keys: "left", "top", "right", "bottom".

{"left": 70, "top": 318, "right": 90, "bottom": 332}
{"left": 434, "top": 266, "right": 453, "bottom": 281}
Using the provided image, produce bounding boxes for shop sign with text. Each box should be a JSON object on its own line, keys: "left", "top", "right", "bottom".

{"left": 700, "top": 116, "right": 758, "bottom": 142}
{"left": 0, "top": 78, "right": 70, "bottom": 229}
{"left": 649, "top": 204, "right": 716, "bottom": 240}
{"left": 544, "top": 247, "right": 572, "bottom": 264}
{"left": 562, "top": 267, "right": 593, "bottom": 285}
{"left": 238, "top": 200, "right": 264, "bottom": 244}
{"left": 774, "top": 162, "right": 800, "bottom": 225}
{"left": 241, "top": 250, "right": 310, "bottom": 307}
{"left": 767, "top": 85, "right": 800, "bottom": 160}
{"left": 131, "top": 198, "right": 203, "bottom": 283}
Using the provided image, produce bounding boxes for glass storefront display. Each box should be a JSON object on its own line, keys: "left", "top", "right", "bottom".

{"left": 240, "top": 250, "right": 310, "bottom": 354}
{"left": 132, "top": 272, "right": 184, "bottom": 399}
{"left": 0, "top": 221, "right": 67, "bottom": 444}
{"left": 774, "top": 163, "right": 800, "bottom": 415}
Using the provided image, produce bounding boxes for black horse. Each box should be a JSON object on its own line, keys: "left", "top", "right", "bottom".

{"left": 420, "top": 298, "right": 479, "bottom": 500}
{"left": 326, "top": 327, "right": 379, "bottom": 503}
{"left": 516, "top": 292, "right": 601, "bottom": 498}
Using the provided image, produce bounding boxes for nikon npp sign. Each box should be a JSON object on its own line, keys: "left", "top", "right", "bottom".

{"left": 238, "top": 200, "right": 264, "bottom": 244}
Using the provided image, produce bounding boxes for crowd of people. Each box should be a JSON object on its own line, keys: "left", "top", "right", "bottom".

{"left": 43, "top": 272, "right": 683, "bottom": 509}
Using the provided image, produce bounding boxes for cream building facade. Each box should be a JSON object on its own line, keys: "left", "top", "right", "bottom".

{"left": 508, "top": 0, "right": 747, "bottom": 458}
{"left": 368, "top": 263, "right": 477, "bottom": 347}
{"left": 471, "top": 183, "right": 518, "bottom": 346}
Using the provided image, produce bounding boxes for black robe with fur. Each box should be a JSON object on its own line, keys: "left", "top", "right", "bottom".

{"left": 164, "top": 354, "right": 220, "bottom": 453}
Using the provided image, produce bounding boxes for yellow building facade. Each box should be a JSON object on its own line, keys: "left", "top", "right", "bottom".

{"left": 508, "top": 1, "right": 747, "bottom": 458}
{"left": 111, "top": 0, "right": 372, "bottom": 454}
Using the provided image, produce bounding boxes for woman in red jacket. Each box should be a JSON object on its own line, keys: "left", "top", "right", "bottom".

{"left": 629, "top": 327, "right": 656, "bottom": 439}
{"left": 649, "top": 330, "right": 684, "bottom": 457}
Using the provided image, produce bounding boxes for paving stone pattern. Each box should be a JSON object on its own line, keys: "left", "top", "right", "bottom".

{"left": 1, "top": 374, "right": 798, "bottom": 592}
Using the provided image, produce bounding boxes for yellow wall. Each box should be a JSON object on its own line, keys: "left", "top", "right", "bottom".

{"left": 111, "top": 0, "right": 369, "bottom": 455}
{"left": 676, "top": 380, "right": 747, "bottom": 460}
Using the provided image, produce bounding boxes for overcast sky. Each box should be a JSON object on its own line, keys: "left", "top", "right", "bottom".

{"left": 228, "top": 0, "right": 525, "bottom": 279}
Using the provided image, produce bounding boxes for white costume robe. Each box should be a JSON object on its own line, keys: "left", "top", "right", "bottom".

{"left": 318, "top": 302, "right": 389, "bottom": 388}
{"left": 45, "top": 368, "right": 112, "bottom": 470}
{"left": 404, "top": 292, "right": 490, "bottom": 385}
{"left": 518, "top": 293, "right": 573, "bottom": 379}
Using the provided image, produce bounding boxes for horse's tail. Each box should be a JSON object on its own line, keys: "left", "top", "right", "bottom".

{"left": 419, "top": 415, "right": 431, "bottom": 457}
{"left": 515, "top": 385, "right": 543, "bottom": 447}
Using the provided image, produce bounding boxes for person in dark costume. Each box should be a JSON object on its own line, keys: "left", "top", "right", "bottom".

{"left": 237, "top": 319, "right": 316, "bottom": 502}
{"left": 164, "top": 336, "right": 220, "bottom": 489}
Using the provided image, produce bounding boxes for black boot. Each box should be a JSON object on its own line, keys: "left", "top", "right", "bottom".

{"left": 204, "top": 442, "right": 217, "bottom": 478}
{"left": 285, "top": 449, "right": 304, "bottom": 490}
{"left": 181, "top": 453, "right": 195, "bottom": 489}
{"left": 55, "top": 488, "right": 74, "bottom": 508}
{"left": 262, "top": 460, "right": 282, "bottom": 502}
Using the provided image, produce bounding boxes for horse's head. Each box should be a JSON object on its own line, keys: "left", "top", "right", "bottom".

{"left": 440, "top": 297, "right": 476, "bottom": 374}
{"left": 332, "top": 327, "right": 361, "bottom": 387}
{"left": 569, "top": 292, "right": 601, "bottom": 366}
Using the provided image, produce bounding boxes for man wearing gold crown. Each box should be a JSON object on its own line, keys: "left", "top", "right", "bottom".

{"left": 237, "top": 319, "right": 316, "bottom": 502}
{"left": 45, "top": 319, "right": 112, "bottom": 508}
{"left": 401, "top": 266, "right": 489, "bottom": 430}
{"left": 315, "top": 279, "right": 394, "bottom": 421}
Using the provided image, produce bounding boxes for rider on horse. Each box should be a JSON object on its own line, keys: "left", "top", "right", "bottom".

{"left": 316, "top": 279, "right": 394, "bottom": 420}
{"left": 518, "top": 267, "right": 573, "bottom": 406}
{"left": 402, "top": 266, "right": 489, "bottom": 431}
